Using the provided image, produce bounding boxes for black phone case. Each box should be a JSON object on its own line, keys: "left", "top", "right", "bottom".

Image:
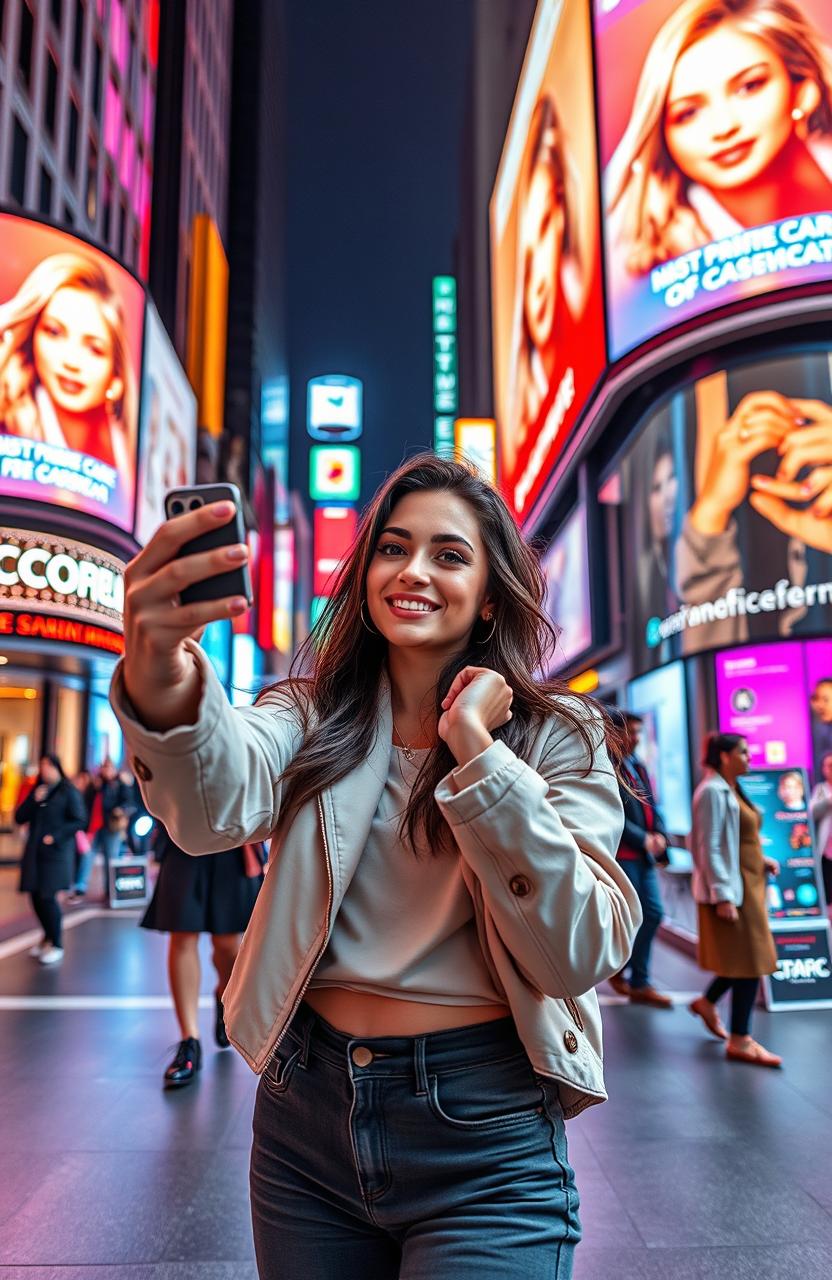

{"left": 163, "top": 483, "right": 253, "bottom": 606}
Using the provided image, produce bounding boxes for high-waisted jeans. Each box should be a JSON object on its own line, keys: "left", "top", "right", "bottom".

{"left": 249, "top": 1001, "right": 580, "bottom": 1279}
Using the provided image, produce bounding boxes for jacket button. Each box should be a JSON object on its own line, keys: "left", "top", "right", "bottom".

{"left": 509, "top": 875, "right": 532, "bottom": 897}
{"left": 133, "top": 757, "right": 153, "bottom": 783}
{"left": 563, "top": 1030, "right": 579, "bottom": 1054}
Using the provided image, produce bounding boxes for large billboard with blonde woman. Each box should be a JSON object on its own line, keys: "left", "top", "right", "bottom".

{"left": 491, "top": 0, "right": 605, "bottom": 524}
{"left": 596, "top": 0, "right": 832, "bottom": 359}
{"left": 0, "top": 212, "right": 145, "bottom": 532}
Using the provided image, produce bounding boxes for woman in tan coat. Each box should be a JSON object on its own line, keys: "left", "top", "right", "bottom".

{"left": 689, "top": 733, "right": 781, "bottom": 1067}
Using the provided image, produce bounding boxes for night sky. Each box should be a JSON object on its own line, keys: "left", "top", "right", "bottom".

{"left": 286, "top": 0, "right": 474, "bottom": 509}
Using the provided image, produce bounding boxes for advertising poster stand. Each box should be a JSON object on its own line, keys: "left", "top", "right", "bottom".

{"left": 108, "top": 858, "right": 150, "bottom": 910}
{"left": 762, "top": 921, "right": 832, "bottom": 1012}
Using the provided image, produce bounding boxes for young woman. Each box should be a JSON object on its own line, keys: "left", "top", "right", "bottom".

{"left": 607, "top": 0, "right": 832, "bottom": 274}
{"left": 15, "top": 753, "right": 86, "bottom": 966}
{"left": 141, "top": 823, "right": 264, "bottom": 1088}
{"left": 0, "top": 252, "right": 137, "bottom": 499}
{"left": 689, "top": 732, "right": 781, "bottom": 1065}
{"left": 110, "top": 455, "right": 640, "bottom": 1279}
{"left": 504, "top": 94, "right": 585, "bottom": 476}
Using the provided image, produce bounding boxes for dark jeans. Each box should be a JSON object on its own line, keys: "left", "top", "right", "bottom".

{"left": 250, "top": 1002, "right": 580, "bottom": 1279}
{"left": 617, "top": 858, "right": 663, "bottom": 989}
{"left": 31, "top": 892, "right": 62, "bottom": 947}
{"left": 704, "top": 976, "right": 759, "bottom": 1037}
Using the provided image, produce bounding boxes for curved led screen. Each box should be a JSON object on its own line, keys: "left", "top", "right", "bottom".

{"left": 595, "top": 0, "right": 832, "bottom": 361}
{"left": 491, "top": 0, "right": 605, "bottom": 523}
{"left": 0, "top": 211, "right": 145, "bottom": 532}
{"left": 614, "top": 346, "right": 832, "bottom": 673}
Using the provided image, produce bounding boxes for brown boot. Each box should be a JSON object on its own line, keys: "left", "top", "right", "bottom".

{"left": 608, "top": 973, "right": 632, "bottom": 997}
{"left": 689, "top": 997, "right": 728, "bottom": 1040}
{"left": 726, "top": 1037, "right": 782, "bottom": 1068}
{"left": 629, "top": 985, "right": 673, "bottom": 1008}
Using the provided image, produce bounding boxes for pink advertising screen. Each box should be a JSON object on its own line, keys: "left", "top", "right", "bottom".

{"left": 594, "top": 0, "right": 832, "bottom": 360}
{"left": 715, "top": 642, "right": 812, "bottom": 772}
{"left": 0, "top": 211, "right": 145, "bottom": 531}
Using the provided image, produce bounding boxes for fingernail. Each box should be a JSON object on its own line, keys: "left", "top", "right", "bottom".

{"left": 753, "top": 476, "right": 771, "bottom": 488}
{"left": 801, "top": 482, "right": 814, "bottom": 497}
{"left": 226, "top": 544, "right": 248, "bottom": 561}
{"left": 213, "top": 501, "right": 235, "bottom": 518}
{"left": 229, "top": 597, "right": 248, "bottom": 614}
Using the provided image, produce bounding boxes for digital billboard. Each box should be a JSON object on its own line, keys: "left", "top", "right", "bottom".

{"left": 309, "top": 445, "right": 361, "bottom": 502}
{"left": 627, "top": 659, "right": 693, "bottom": 833}
{"left": 0, "top": 525, "right": 125, "bottom": 656}
{"left": 0, "top": 211, "right": 145, "bottom": 532}
{"left": 595, "top": 0, "right": 832, "bottom": 360}
{"left": 491, "top": 0, "right": 606, "bottom": 523}
{"left": 307, "top": 375, "right": 363, "bottom": 442}
{"left": 715, "top": 642, "right": 813, "bottom": 771}
{"left": 540, "top": 503, "right": 592, "bottom": 671}
{"left": 134, "top": 303, "right": 197, "bottom": 546}
{"left": 742, "top": 767, "right": 823, "bottom": 919}
{"left": 613, "top": 348, "right": 832, "bottom": 673}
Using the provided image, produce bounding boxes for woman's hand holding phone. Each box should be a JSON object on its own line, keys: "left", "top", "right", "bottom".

{"left": 122, "top": 500, "right": 249, "bottom": 733}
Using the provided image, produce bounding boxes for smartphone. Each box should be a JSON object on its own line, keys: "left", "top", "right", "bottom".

{"left": 163, "top": 483, "right": 253, "bottom": 607}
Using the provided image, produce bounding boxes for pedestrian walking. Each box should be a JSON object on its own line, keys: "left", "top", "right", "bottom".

{"left": 608, "top": 711, "right": 673, "bottom": 1007}
{"left": 15, "top": 754, "right": 86, "bottom": 966}
{"left": 809, "top": 752, "right": 832, "bottom": 917}
{"left": 110, "top": 454, "right": 640, "bottom": 1279}
{"left": 141, "top": 824, "right": 264, "bottom": 1087}
{"left": 689, "top": 733, "right": 782, "bottom": 1067}
{"left": 70, "top": 805, "right": 131, "bottom": 902}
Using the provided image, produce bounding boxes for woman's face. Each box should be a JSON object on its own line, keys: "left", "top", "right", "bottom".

{"left": 722, "top": 738, "right": 750, "bottom": 776}
{"left": 39, "top": 757, "right": 60, "bottom": 786}
{"left": 649, "top": 452, "right": 678, "bottom": 541}
{"left": 365, "top": 489, "right": 492, "bottom": 658}
{"left": 33, "top": 286, "right": 116, "bottom": 414}
{"left": 822, "top": 756, "right": 832, "bottom": 784}
{"left": 778, "top": 773, "right": 804, "bottom": 808}
{"left": 522, "top": 161, "right": 564, "bottom": 352}
{"left": 665, "top": 25, "right": 798, "bottom": 193}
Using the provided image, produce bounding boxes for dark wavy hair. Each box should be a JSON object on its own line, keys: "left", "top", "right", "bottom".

{"left": 265, "top": 453, "right": 620, "bottom": 852}
{"left": 702, "top": 732, "right": 745, "bottom": 770}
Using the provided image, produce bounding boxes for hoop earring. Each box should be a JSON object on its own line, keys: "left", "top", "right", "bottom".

{"left": 360, "top": 600, "right": 381, "bottom": 636}
{"left": 475, "top": 614, "right": 496, "bottom": 645}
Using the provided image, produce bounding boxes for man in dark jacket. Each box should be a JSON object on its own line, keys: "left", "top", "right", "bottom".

{"left": 610, "top": 713, "right": 673, "bottom": 1008}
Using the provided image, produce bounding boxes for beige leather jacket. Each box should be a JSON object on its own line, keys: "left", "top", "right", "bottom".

{"left": 110, "top": 643, "right": 641, "bottom": 1119}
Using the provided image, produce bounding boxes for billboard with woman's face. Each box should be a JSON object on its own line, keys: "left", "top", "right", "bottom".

{"left": 491, "top": 0, "right": 606, "bottom": 524}
{"left": 612, "top": 347, "right": 832, "bottom": 673}
{"left": 0, "top": 212, "right": 144, "bottom": 532}
{"left": 595, "top": 0, "right": 832, "bottom": 360}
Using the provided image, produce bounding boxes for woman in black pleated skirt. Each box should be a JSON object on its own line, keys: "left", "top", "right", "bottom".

{"left": 142, "top": 825, "right": 264, "bottom": 1088}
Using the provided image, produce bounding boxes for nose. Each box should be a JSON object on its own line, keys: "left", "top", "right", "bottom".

{"left": 711, "top": 109, "right": 741, "bottom": 143}
{"left": 397, "top": 554, "right": 430, "bottom": 585}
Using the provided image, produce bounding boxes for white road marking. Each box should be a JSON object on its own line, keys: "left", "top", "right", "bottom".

{"left": 0, "top": 994, "right": 215, "bottom": 1010}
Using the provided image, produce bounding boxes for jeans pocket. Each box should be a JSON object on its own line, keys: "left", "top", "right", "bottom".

{"left": 260, "top": 1041, "right": 303, "bottom": 1099}
{"left": 428, "top": 1053, "right": 546, "bottom": 1132}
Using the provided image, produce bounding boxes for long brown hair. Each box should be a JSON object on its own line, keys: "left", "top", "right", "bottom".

{"left": 266, "top": 454, "right": 618, "bottom": 851}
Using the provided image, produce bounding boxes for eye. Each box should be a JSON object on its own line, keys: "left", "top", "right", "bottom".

{"left": 436, "top": 549, "right": 467, "bottom": 565}
{"left": 376, "top": 541, "right": 405, "bottom": 556}
{"left": 737, "top": 75, "right": 768, "bottom": 96}
{"left": 668, "top": 104, "right": 698, "bottom": 127}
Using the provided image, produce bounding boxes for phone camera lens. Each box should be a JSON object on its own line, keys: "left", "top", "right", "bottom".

{"left": 188, "top": 498, "right": 203, "bottom": 511}
{"left": 170, "top": 500, "right": 184, "bottom": 515}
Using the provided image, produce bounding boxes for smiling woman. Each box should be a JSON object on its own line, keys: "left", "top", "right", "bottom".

{"left": 0, "top": 251, "right": 136, "bottom": 488}
{"left": 110, "top": 452, "right": 641, "bottom": 1279}
{"left": 606, "top": 0, "right": 832, "bottom": 274}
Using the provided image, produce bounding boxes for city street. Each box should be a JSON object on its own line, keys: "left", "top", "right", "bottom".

{"left": 0, "top": 909, "right": 830, "bottom": 1279}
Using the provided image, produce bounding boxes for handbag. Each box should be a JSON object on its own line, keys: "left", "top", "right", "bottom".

{"left": 75, "top": 830, "right": 92, "bottom": 855}
{"left": 241, "top": 841, "right": 267, "bottom": 877}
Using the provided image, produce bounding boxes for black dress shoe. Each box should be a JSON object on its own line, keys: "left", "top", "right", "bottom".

{"left": 164, "top": 1037, "right": 202, "bottom": 1088}
{"left": 215, "top": 992, "right": 230, "bottom": 1049}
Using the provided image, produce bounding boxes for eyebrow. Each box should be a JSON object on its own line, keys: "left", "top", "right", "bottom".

{"left": 380, "top": 526, "right": 476, "bottom": 555}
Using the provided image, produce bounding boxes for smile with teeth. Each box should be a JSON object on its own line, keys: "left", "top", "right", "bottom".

{"left": 388, "top": 598, "right": 439, "bottom": 613}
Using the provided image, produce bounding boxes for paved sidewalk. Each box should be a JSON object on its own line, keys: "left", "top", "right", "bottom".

{"left": 0, "top": 912, "right": 830, "bottom": 1278}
